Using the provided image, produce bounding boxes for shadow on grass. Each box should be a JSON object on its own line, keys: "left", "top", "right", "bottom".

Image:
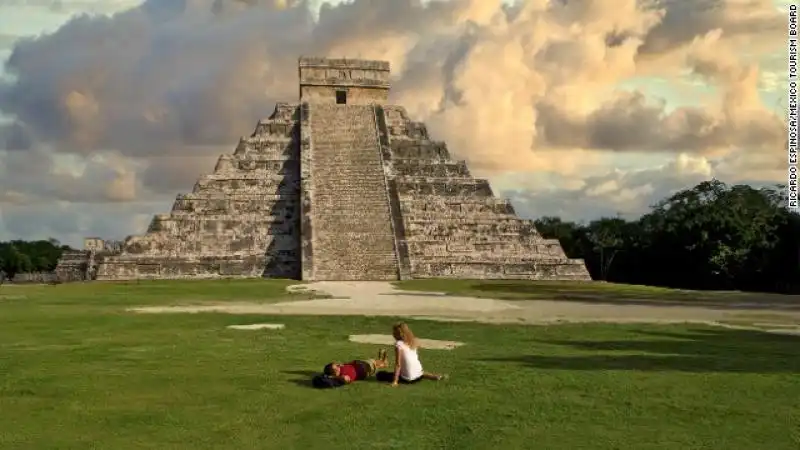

{"left": 282, "top": 370, "right": 318, "bottom": 388}
{"left": 468, "top": 282, "right": 800, "bottom": 311}
{"left": 479, "top": 328, "right": 800, "bottom": 374}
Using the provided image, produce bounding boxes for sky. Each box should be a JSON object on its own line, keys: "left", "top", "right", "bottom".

{"left": 0, "top": 0, "right": 790, "bottom": 247}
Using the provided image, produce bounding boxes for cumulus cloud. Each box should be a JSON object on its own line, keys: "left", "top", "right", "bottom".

{"left": 0, "top": 0, "right": 786, "bottom": 244}
{"left": 0, "top": 0, "right": 143, "bottom": 15}
{"left": 504, "top": 153, "right": 722, "bottom": 221}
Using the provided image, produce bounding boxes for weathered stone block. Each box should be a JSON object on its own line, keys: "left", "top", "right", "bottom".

{"left": 390, "top": 141, "right": 451, "bottom": 160}
{"left": 395, "top": 177, "right": 493, "bottom": 197}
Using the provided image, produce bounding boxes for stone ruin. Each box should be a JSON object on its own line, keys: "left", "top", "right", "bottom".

{"left": 55, "top": 237, "right": 124, "bottom": 282}
{"left": 56, "top": 57, "right": 590, "bottom": 281}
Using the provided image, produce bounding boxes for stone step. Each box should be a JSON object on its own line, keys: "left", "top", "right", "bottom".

{"left": 307, "top": 103, "right": 398, "bottom": 280}
{"left": 177, "top": 193, "right": 294, "bottom": 201}
{"left": 234, "top": 137, "right": 295, "bottom": 153}
{"left": 409, "top": 259, "right": 591, "bottom": 280}
{"left": 214, "top": 157, "right": 298, "bottom": 175}
{"left": 95, "top": 255, "right": 273, "bottom": 280}
{"left": 314, "top": 216, "right": 392, "bottom": 223}
{"left": 173, "top": 197, "right": 298, "bottom": 215}
{"left": 165, "top": 211, "right": 297, "bottom": 220}
{"left": 313, "top": 171, "right": 384, "bottom": 179}
{"left": 313, "top": 180, "right": 385, "bottom": 187}
{"left": 408, "top": 245, "right": 567, "bottom": 260}
{"left": 313, "top": 191, "right": 389, "bottom": 197}
{"left": 234, "top": 143, "right": 296, "bottom": 157}
{"left": 315, "top": 230, "right": 395, "bottom": 238}
{"left": 313, "top": 205, "right": 392, "bottom": 212}
{"left": 200, "top": 173, "right": 295, "bottom": 181}
{"left": 313, "top": 151, "right": 378, "bottom": 155}
{"left": 193, "top": 179, "right": 299, "bottom": 195}
{"left": 252, "top": 121, "right": 297, "bottom": 137}
{"left": 264, "top": 102, "right": 300, "bottom": 121}
{"left": 392, "top": 161, "right": 469, "bottom": 178}
{"left": 411, "top": 254, "right": 570, "bottom": 264}
{"left": 313, "top": 191, "right": 387, "bottom": 198}
{"left": 402, "top": 212, "right": 518, "bottom": 221}
{"left": 312, "top": 179, "right": 386, "bottom": 186}
{"left": 312, "top": 152, "right": 382, "bottom": 159}
{"left": 389, "top": 141, "right": 451, "bottom": 161}
{"left": 394, "top": 177, "right": 493, "bottom": 197}
{"left": 311, "top": 127, "right": 375, "bottom": 132}
{"left": 146, "top": 224, "right": 297, "bottom": 240}
{"left": 404, "top": 229, "right": 541, "bottom": 240}
{"left": 399, "top": 196, "right": 515, "bottom": 215}
{"left": 313, "top": 163, "right": 382, "bottom": 169}
{"left": 240, "top": 137, "right": 295, "bottom": 150}
{"left": 313, "top": 159, "right": 382, "bottom": 165}
{"left": 404, "top": 217, "right": 534, "bottom": 226}
{"left": 116, "top": 236, "right": 296, "bottom": 256}
{"left": 313, "top": 189, "right": 388, "bottom": 195}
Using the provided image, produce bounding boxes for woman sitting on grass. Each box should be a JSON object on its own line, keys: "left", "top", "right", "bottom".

{"left": 375, "top": 322, "right": 447, "bottom": 386}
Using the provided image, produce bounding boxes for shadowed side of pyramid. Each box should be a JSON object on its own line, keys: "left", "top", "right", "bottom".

{"left": 94, "top": 103, "right": 302, "bottom": 280}
{"left": 75, "top": 56, "right": 590, "bottom": 281}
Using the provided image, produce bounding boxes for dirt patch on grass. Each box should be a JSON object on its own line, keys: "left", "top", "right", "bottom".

{"left": 227, "top": 323, "right": 285, "bottom": 330}
{"left": 127, "top": 281, "right": 800, "bottom": 331}
{"left": 348, "top": 334, "right": 463, "bottom": 349}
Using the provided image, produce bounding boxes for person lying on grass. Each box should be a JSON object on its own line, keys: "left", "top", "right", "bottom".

{"left": 374, "top": 322, "right": 447, "bottom": 386}
{"left": 322, "top": 349, "right": 389, "bottom": 384}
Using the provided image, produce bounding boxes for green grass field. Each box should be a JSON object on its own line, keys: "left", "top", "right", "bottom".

{"left": 394, "top": 279, "right": 800, "bottom": 307}
{"left": 1, "top": 280, "right": 798, "bottom": 449}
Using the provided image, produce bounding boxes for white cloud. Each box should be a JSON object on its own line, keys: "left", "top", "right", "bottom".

{"left": 0, "top": 0, "right": 786, "bottom": 245}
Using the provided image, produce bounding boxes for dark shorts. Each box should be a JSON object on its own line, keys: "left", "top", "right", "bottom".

{"left": 375, "top": 371, "right": 422, "bottom": 384}
{"left": 352, "top": 359, "right": 377, "bottom": 379}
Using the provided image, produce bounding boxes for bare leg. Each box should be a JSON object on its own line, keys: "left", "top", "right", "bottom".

{"left": 374, "top": 359, "right": 387, "bottom": 369}
{"left": 372, "top": 349, "right": 389, "bottom": 369}
{"left": 422, "top": 372, "right": 447, "bottom": 381}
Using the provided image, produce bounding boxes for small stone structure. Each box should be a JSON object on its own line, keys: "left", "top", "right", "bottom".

{"left": 84, "top": 237, "right": 104, "bottom": 252}
{"left": 60, "top": 57, "right": 590, "bottom": 281}
{"left": 54, "top": 238, "right": 125, "bottom": 282}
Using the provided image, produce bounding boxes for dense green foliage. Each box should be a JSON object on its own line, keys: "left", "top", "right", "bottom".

{"left": 535, "top": 180, "right": 800, "bottom": 293}
{"left": 0, "top": 239, "right": 72, "bottom": 277}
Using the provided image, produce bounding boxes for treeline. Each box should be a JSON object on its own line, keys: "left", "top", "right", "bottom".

{"left": 0, "top": 239, "right": 73, "bottom": 277}
{"left": 534, "top": 180, "right": 800, "bottom": 293}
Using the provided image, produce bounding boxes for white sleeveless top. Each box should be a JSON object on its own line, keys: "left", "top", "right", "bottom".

{"left": 396, "top": 340, "right": 424, "bottom": 381}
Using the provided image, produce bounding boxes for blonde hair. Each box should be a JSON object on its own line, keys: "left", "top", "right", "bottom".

{"left": 392, "top": 322, "right": 418, "bottom": 349}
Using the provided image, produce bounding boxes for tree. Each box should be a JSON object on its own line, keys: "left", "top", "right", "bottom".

{"left": 531, "top": 180, "right": 800, "bottom": 293}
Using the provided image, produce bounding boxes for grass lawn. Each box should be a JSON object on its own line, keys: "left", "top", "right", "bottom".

{"left": 1, "top": 280, "right": 798, "bottom": 449}
{"left": 394, "top": 279, "right": 800, "bottom": 308}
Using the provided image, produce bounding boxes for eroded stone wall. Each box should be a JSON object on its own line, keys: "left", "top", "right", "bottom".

{"left": 300, "top": 85, "right": 388, "bottom": 105}
{"left": 95, "top": 103, "right": 302, "bottom": 280}
{"left": 55, "top": 250, "right": 92, "bottom": 282}
{"left": 299, "top": 57, "right": 390, "bottom": 105}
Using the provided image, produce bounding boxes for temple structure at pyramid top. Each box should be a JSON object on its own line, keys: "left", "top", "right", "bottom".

{"left": 298, "top": 57, "right": 391, "bottom": 104}
{"left": 56, "top": 57, "right": 591, "bottom": 281}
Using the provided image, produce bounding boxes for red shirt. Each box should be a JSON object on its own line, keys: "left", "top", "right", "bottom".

{"left": 339, "top": 361, "right": 365, "bottom": 381}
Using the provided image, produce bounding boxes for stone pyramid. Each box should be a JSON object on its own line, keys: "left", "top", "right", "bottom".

{"left": 91, "top": 57, "right": 590, "bottom": 281}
